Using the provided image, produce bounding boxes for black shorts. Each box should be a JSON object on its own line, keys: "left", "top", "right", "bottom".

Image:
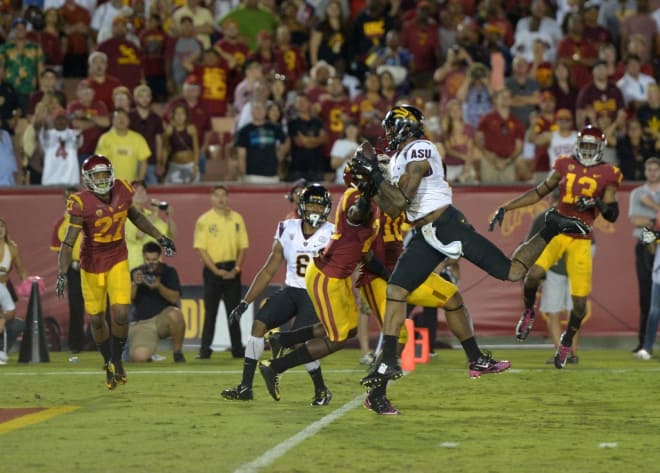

{"left": 255, "top": 286, "right": 318, "bottom": 330}
{"left": 389, "top": 206, "right": 512, "bottom": 291}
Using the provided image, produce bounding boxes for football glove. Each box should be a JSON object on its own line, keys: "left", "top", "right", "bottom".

{"left": 158, "top": 235, "right": 177, "bottom": 257}
{"left": 55, "top": 272, "right": 66, "bottom": 298}
{"left": 575, "top": 196, "right": 598, "bottom": 212}
{"left": 350, "top": 153, "right": 385, "bottom": 188}
{"left": 228, "top": 300, "right": 249, "bottom": 325}
{"left": 488, "top": 208, "right": 506, "bottom": 232}
{"left": 640, "top": 227, "right": 659, "bottom": 245}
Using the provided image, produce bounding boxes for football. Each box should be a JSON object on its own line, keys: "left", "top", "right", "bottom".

{"left": 356, "top": 140, "right": 376, "bottom": 161}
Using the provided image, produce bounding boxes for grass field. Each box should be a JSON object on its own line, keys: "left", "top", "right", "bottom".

{"left": 1, "top": 347, "right": 659, "bottom": 473}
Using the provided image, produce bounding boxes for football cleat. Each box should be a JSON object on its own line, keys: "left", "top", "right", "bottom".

{"left": 545, "top": 208, "right": 591, "bottom": 236}
{"left": 360, "top": 361, "right": 403, "bottom": 388}
{"left": 105, "top": 362, "right": 117, "bottom": 390}
{"left": 633, "top": 348, "right": 651, "bottom": 360}
{"left": 468, "top": 351, "right": 511, "bottom": 378}
{"left": 173, "top": 351, "right": 186, "bottom": 363}
{"left": 364, "top": 392, "right": 400, "bottom": 415}
{"left": 515, "top": 308, "right": 535, "bottom": 341}
{"left": 114, "top": 360, "right": 127, "bottom": 385}
{"left": 553, "top": 332, "right": 572, "bottom": 369}
{"left": 258, "top": 361, "right": 281, "bottom": 401}
{"left": 266, "top": 331, "right": 285, "bottom": 359}
{"left": 311, "top": 388, "right": 333, "bottom": 406}
{"left": 221, "top": 384, "right": 254, "bottom": 401}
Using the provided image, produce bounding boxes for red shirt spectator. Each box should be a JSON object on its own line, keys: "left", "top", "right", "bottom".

{"left": 477, "top": 110, "right": 525, "bottom": 158}
{"left": 318, "top": 76, "right": 352, "bottom": 158}
{"left": 191, "top": 49, "right": 231, "bottom": 117}
{"left": 215, "top": 18, "right": 250, "bottom": 100}
{"left": 273, "top": 25, "right": 307, "bottom": 88}
{"left": 576, "top": 60, "right": 625, "bottom": 128}
{"left": 163, "top": 78, "right": 212, "bottom": 149}
{"left": 139, "top": 18, "right": 168, "bottom": 80}
{"left": 67, "top": 80, "right": 110, "bottom": 155}
{"left": 350, "top": 72, "right": 388, "bottom": 143}
{"left": 556, "top": 14, "right": 598, "bottom": 90}
{"left": 87, "top": 51, "right": 123, "bottom": 111}
{"left": 97, "top": 17, "right": 144, "bottom": 93}
{"left": 59, "top": 0, "right": 90, "bottom": 56}
{"left": 400, "top": 3, "right": 440, "bottom": 83}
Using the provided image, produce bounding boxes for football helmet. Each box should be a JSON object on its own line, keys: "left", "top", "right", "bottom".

{"left": 82, "top": 155, "right": 115, "bottom": 194}
{"left": 575, "top": 126, "right": 606, "bottom": 167}
{"left": 298, "top": 184, "right": 332, "bottom": 228}
{"left": 381, "top": 104, "right": 425, "bottom": 152}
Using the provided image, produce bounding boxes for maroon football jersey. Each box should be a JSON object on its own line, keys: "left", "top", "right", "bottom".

{"left": 553, "top": 155, "right": 622, "bottom": 238}
{"left": 355, "top": 212, "right": 405, "bottom": 287}
{"left": 314, "top": 188, "right": 380, "bottom": 279}
{"left": 67, "top": 179, "right": 134, "bottom": 273}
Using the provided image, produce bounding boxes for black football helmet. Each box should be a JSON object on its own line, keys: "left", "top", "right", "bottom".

{"left": 298, "top": 184, "right": 332, "bottom": 228}
{"left": 381, "top": 104, "right": 425, "bottom": 152}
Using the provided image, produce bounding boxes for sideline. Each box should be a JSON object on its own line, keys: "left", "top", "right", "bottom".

{"left": 234, "top": 394, "right": 365, "bottom": 473}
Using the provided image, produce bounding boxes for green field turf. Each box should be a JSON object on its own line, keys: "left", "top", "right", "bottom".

{"left": 1, "top": 348, "right": 659, "bottom": 473}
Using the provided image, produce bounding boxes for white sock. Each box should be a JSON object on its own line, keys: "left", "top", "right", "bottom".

{"left": 245, "top": 336, "right": 264, "bottom": 360}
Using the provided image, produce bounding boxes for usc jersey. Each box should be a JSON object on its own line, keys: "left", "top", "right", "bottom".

{"left": 553, "top": 156, "right": 622, "bottom": 236}
{"left": 67, "top": 179, "right": 134, "bottom": 273}
{"left": 314, "top": 188, "right": 380, "bottom": 279}
{"left": 356, "top": 212, "right": 406, "bottom": 288}
{"left": 275, "top": 219, "right": 334, "bottom": 289}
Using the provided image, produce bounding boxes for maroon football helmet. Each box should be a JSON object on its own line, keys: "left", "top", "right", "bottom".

{"left": 575, "top": 126, "right": 606, "bottom": 167}
{"left": 82, "top": 155, "right": 115, "bottom": 194}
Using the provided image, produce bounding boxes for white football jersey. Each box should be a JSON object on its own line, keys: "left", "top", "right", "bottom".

{"left": 389, "top": 139, "right": 453, "bottom": 222}
{"left": 548, "top": 131, "right": 577, "bottom": 168}
{"left": 275, "top": 219, "right": 334, "bottom": 289}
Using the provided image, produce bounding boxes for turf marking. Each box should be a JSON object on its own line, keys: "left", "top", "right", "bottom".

{"left": 233, "top": 394, "right": 365, "bottom": 473}
{"left": 439, "top": 442, "right": 459, "bottom": 448}
{"left": 599, "top": 442, "right": 618, "bottom": 449}
{"left": 0, "top": 406, "right": 79, "bottom": 434}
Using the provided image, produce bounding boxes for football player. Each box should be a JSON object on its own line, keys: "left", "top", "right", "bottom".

{"left": 221, "top": 184, "right": 335, "bottom": 406}
{"left": 56, "top": 155, "right": 176, "bottom": 389}
{"left": 490, "top": 126, "right": 621, "bottom": 368}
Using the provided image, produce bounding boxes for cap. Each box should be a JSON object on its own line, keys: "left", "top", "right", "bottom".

{"left": 257, "top": 30, "right": 272, "bottom": 41}
{"left": 184, "top": 75, "right": 201, "bottom": 86}
{"left": 556, "top": 108, "right": 573, "bottom": 120}
{"left": 11, "top": 17, "right": 27, "bottom": 29}
{"left": 483, "top": 22, "right": 505, "bottom": 35}
{"left": 112, "top": 16, "right": 128, "bottom": 26}
{"left": 540, "top": 90, "right": 556, "bottom": 102}
{"left": 77, "top": 79, "right": 93, "bottom": 90}
{"left": 592, "top": 59, "right": 607, "bottom": 70}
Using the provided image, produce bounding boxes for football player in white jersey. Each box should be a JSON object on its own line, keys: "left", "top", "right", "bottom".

{"left": 222, "top": 184, "right": 335, "bottom": 406}
{"left": 350, "top": 104, "right": 591, "bottom": 388}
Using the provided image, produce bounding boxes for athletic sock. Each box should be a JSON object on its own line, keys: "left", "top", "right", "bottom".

{"left": 98, "top": 338, "right": 111, "bottom": 364}
{"left": 241, "top": 358, "right": 258, "bottom": 388}
{"left": 381, "top": 335, "right": 398, "bottom": 364}
{"left": 562, "top": 312, "right": 582, "bottom": 345}
{"left": 460, "top": 337, "right": 482, "bottom": 363}
{"left": 307, "top": 366, "right": 326, "bottom": 391}
{"left": 111, "top": 336, "right": 127, "bottom": 363}
{"left": 270, "top": 345, "right": 314, "bottom": 373}
{"left": 279, "top": 326, "right": 315, "bottom": 347}
{"left": 523, "top": 285, "right": 538, "bottom": 310}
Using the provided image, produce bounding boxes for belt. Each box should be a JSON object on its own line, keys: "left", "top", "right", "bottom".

{"left": 215, "top": 261, "right": 236, "bottom": 271}
{"left": 412, "top": 206, "right": 449, "bottom": 228}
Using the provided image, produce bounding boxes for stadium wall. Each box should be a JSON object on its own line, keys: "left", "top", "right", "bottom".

{"left": 0, "top": 184, "right": 640, "bottom": 343}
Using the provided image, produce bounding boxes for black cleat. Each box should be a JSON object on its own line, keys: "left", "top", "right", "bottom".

{"left": 105, "top": 362, "right": 117, "bottom": 390}
{"left": 545, "top": 208, "right": 591, "bottom": 236}
{"left": 258, "top": 361, "right": 281, "bottom": 401}
{"left": 311, "top": 388, "right": 332, "bottom": 406}
{"left": 196, "top": 347, "right": 213, "bottom": 359}
{"left": 266, "top": 331, "right": 285, "bottom": 359}
{"left": 360, "top": 361, "right": 403, "bottom": 388}
{"left": 114, "top": 360, "right": 127, "bottom": 385}
{"left": 173, "top": 352, "right": 186, "bottom": 363}
{"left": 364, "top": 392, "right": 399, "bottom": 415}
{"left": 221, "top": 384, "right": 254, "bottom": 401}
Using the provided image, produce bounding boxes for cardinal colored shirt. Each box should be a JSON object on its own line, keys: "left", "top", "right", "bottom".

{"left": 97, "top": 38, "right": 143, "bottom": 92}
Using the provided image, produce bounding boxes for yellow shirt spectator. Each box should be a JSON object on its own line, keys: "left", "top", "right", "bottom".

{"left": 194, "top": 208, "right": 249, "bottom": 263}
{"left": 125, "top": 208, "right": 169, "bottom": 269}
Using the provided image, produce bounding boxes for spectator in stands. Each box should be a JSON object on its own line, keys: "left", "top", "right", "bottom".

{"left": 304, "top": 60, "right": 335, "bottom": 104}
{"left": 217, "top": 0, "right": 278, "bottom": 52}
{"left": 615, "top": 33, "right": 655, "bottom": 80}
{"left": 528, "top": 38, "right": 553, "bottom": 89}
{"left": 86, "top": 51, "right": 122, "bottom": 111}
{"left": 96, "top": 109, "right": 151, "bottom": 182}
{"left": 189, "top": 48, "right": 232, "bottom": 118}
{"left": 433, "top": 43, "right": 471, "bottom": 115}
{"left": 194, "top": 185, "right": 249, "bottom": 359}
{"left": 277, "top": 0, "right": 310, "bottom": 47}
{"left": 309, "top": 0, "right": 348, "bottom": 70}
{"left": 527, "top": 91, "right": 558, "bottom": 176}
{"left": 36, "top": 108, "right": 81, "bottom": 186}
{"left": 317, "top": 75, "right": 351, "bottom": 161}
{"left": 139, "top": 14, "right": 168, "bottom": 102}
{"left": 288, "top": 93, "right": 328, "bottom": 182}
{"left": 400, "top": 1, "right": 440, "bottom": 90}
{"left": 616, "top": 118, "right": 659, "bottom": 180}
{"left": 330, "top": 119, "right": 360, "bottom": 184}
{"left": 576, "top": 59, "right": 625, "bottom": 129}
{"left": 249, "top": 31, "right": 278, "bottom": 78}
{"left": 38, "top": 8, "right": 64, "bottom": 72}
{"left": 441, "top": 98, "right": 476, "bottom": 183}
{"left": 166, "top": 16, "right": 203, "bottom": 94}
{"left": 583, "top": 1, "right": 613, "bottom": 50}
{"left": 125, "top": 181, "right": 176, "bottom": 269}
{"left": 512, "top": 0, "right": 560, "bottom": 63}
{"left": 597, "top": 42, "right": 619, "bottom": 81}
{"left": 616, "top": 54, "right": 656, "bottom": 110}
{"left": 172, "top": 0, "right": 215, "bottom": 49}
{"left": 547, "top": 61, "right": 578, "bottom": 117}
{"left": 637, "top": 83, "right": 660, "bottom": 147}
{"left": 273, "top": 25, "right": 307, "bottom": 91}
{"left": 161, "top": 103, "right": 199, "bottom": 183}
{"left": 60, "top": 0, "right": 91, "bottom": 78}
{"left": 28, "top": 68, "right": 66, "bottom": 118}
{"left": 91, "top": 0, "right": 131, "bottom": 44}
{"left": 0, "top": 63, "right": 19, "bottom": 132}
{"left": 233, "top": 59, "right": 263, "bottom": 117}
{"left": 0, "top": 130, "right": 17, "bottom": 186}
{"left": 215, "top": 18, "right": 250, "bottom": 101}
{"left": 506, "top": 55, "right": 539, "bottom": 128}
{"left": 597, "top": 110, "right": 626, "bottom": 166}
{"left": 269, "top": 72, "right": 294, "bottom": 118}
{"left": 0, "top": 18, "right": 44, "bottom": 115}
{"left": 97, "top": 17, "right": 144, "bottom": 93}
{"left": 366, "top": 30, "right": 412, "bottom": 95}
{"left": 475, "top": 87, "right": 525, "bottom": 183}
{"left": 620, "top": 0, "right": 656, "bottom": 61}
{"left": 236, "top": 99, "right": 288, "bottom": 183}
{"left": 454, "top": 16, "right": 488, "bottom": 65}
{"left": 67, "top": 79, "right": 110, "bottom": 167}
{"left": 129, "top": 85, "right": 163, "bottom": 185}
{"left": 112, "top": 86, "right": 132, "bottom": 112}
{"left": 378, "top": 69, "right": 399, "bottom": 108}
{"left": 546, "top": 109, "right": 578, "bottom": 169}
{"left": 437, "top": 0, "right": 464, "bottom": 60}
{"left": 556, "top": 13, "right": 597, "bottom": 90}
{"left": 129, "top": 241, "right": 186, "bottom": 363}
{"left": 351, "top": 71, "right": 387, "bottom": 143}
{"left": 348, "top": 0, "right": 397, "bottom": 80}
{"left": 457, "top": 62, "right": 493, "bottom": 130}
{"left": 598, "top": 0, "right": 637, "bottom": 47}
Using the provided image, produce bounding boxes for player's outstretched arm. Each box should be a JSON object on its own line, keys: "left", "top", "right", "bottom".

{"left": 242, "top": 240, "right": 284, "bottom": 304}
{"left": 57, "top": 217, "right": 83, "bottom": 297}
{"left": 128, "top": 206, "right": 176, "bottom": 255}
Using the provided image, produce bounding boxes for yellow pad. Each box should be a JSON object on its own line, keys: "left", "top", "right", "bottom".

{"left": 534, "top": 235, "right": 593, "bottom": 297}
{"left": 81, "top": 259, "right": 132, "bottom": 315}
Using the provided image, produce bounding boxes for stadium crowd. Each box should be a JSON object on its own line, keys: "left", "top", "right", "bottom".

{"left": 0, "top": 0, "right": 657, "bottom": 187}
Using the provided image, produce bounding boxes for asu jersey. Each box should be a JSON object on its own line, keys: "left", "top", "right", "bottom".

{"left": 314, "top": 187, "right": 380, "bottom": 279}
{"left": 389, "top": 139, "right": 452, "bottom": 222}
{"left": 553, "top": 156, "right": 623, "bottom": 237}
{"left": 275, "top": 219, "right": 334, "bottom": 289}
{"left": 67, "top": 179, "right": 134, "bottom": 273}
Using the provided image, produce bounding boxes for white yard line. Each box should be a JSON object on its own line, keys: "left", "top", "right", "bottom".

{"left": 234, "top": 394, "right": 365, "bottom": 473}
{"left": 0, "top": 368, "right": 366, "bottom": 376}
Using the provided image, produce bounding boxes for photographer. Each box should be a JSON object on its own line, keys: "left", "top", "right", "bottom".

{"left": 125, "top": 180, "right": 176, "bottom": 269}
{"left": 456, "top": 61, "right": 494, "bottom": 129}
{"left": 129, "top": 241, "right": 186, "bottom": 363}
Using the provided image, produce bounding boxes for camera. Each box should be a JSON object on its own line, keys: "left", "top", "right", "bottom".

{"left": 137, "top": 264, "right": 159, "bottom": 285}
{"left": 469, "top": 63, "right": 489, "bottom": 81}
{"left": 151, "top": 199, "right": 169, "bottom": 211}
